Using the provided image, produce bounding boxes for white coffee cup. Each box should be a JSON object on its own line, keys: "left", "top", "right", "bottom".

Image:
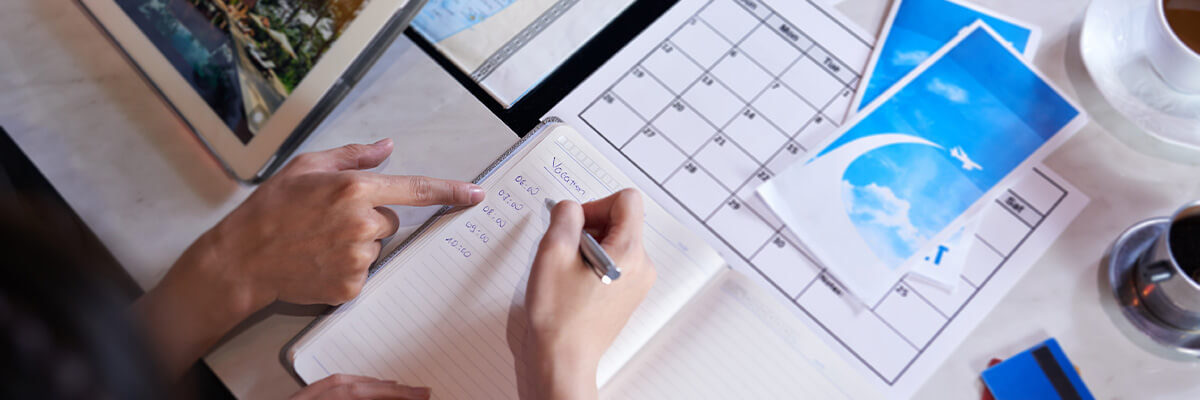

{"left": 1146, "top": 0, "right": 1200, "bottom": 93}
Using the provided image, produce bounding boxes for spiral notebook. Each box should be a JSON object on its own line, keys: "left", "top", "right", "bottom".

{"left": 282, "top": 120, "right": 878, "bottom": 399}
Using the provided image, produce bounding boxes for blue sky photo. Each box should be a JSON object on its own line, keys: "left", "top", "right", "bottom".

{"left": 818, "top": 28, "right": 1077, "bottom": 269}
{"left": 858, "top": 0, "right": 1034, "bottom": 110}
{"left": 414, "top": 0, "right": 517, "bottom": 41}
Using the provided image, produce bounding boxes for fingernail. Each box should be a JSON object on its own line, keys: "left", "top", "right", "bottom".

{"left": 373, "top": 138, "right": 393, "bottom": 147}
{"left": 468, "top": 185, "right": 485, "bottom": 203}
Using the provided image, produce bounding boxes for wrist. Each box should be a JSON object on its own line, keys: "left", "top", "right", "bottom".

{"left": 132, "top": 231, "right": 267, "bottom": 379}
{"left": 172, "top": 230, "right": 272, "bottom": 321}
{"left": 532, "top": 338, "right": 600, "bottom": 400}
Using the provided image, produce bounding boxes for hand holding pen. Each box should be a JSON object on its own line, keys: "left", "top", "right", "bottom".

{"left": 545, "top": 198, "right": 621, "bottom": 284}
{"left": 524, "top": 189, "right": 657, "bottom": 400}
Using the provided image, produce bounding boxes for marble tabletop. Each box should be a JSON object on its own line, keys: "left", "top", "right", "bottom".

{"left": 3, "top": 0, "right": 1200, "bottom": 398}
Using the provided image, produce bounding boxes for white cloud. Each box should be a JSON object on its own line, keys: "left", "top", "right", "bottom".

{"left": 926, "top": 78, "right": 968, "bottom": 103}
{"left": 843, "top": 180, "right": 926, "bottom": 247}
{"left": 892, "top": 50, "right": 929, "bottom": 67}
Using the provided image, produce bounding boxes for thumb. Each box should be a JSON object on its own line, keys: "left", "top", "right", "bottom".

{"left": 285, "top": 139, "right": 394, "bottom": 175}
{"left": 538, "top": 200, "right": 584, "bottom": 262}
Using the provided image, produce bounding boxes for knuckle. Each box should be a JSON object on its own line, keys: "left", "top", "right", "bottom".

{"left": 346, "top": 247, "right": 377, "bottom": 268}
{"left": 538, "top": 231, "right": 571, "bottom": 253}
{"left": 341, "top": 143, "right": 368, "bottom": 158}
{"left": 346, "top": 384, "right": 367, "bottom": 398}
{"left": 328, "top": 374, "right": 351, "bottom": 385}
{"left": 331, "top": 384, "right": 359, "bottom": 399}
{"left": 408, "top": 176, "right": 434, "bottom": 203}
{"left": 347, "top": 218, "right": 379, "bottom": 240}
{"left": 336, "top": 175, "right": 374, "bottom": 199}
{"left": 335, "top": 282, "right": 362, "bottom": 303}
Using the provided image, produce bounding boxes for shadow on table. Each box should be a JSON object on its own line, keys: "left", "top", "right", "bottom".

{"left": 0, "top": 127, "right": 235, "bottom": 400}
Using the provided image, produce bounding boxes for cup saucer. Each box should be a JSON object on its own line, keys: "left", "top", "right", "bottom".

{"left": 1107, "top": 217, "right": 1200, "bottom": 358}
{"left": 1081, "top": 0, "right": 1200, "bottom": 151}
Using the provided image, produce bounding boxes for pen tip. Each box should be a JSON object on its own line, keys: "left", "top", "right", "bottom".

{"left": 545, "top": 198, "right": 558, "bottom": 210}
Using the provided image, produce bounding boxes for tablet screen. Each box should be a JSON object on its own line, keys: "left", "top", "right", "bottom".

{"left": 116, "top": 0, "right": 372, "bottom": 144}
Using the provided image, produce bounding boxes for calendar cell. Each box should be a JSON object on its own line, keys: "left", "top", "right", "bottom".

{"left": 797, "top": 273, "right": 917, "bottom": 380}
{"left": 976, "top": 202, "right": 1033, "bottom": 255}
{"left": 733, "top": 0, "right": 772, "bottom": 20}
{"left": 805, "top": 45, "right": 858, "bottom": 85}
{"left": 782, "top": 57, "right": 846, "bottom": 110}
{"left": 962, "top": 235, "right": 1007, "bottom": 287}
{"left": 1011, "top": 173, "right": 1064, "bottom": 214}
{"left": 738, "top": 24, "right": 801, "bottom": 75}
{"left": 664, "top": 162, "right": 729, "bottom": 218}
{"left": 694, "top": 134, "right": 759, "bottom": 190}
{"left": 825, "top": 87, "right": 856, "bottom": 122}
{"left": 581, "top": 93, "right": 646, "bottom": 147}
{"left": 753, "top": 82, "right": 817, "bottom": 135}
{"left": 751, "top": 235, "right": 820, "bottom": 298}
{"left": 795, "top": 114, "right": 839, "bottom": 151}
{"left": 998, "top": 191, "right": 1043, "bottom": 226}
{"left": 622, "top": 127, "right": 688, "bottom": 184}
{"left": 670, "top": 18, "right": 732, "bottom": 69}
{"left": 763, "top": 13, "right": 814, "bottom": 53}
{"left": 904, "top": 276, "right": 973, "bottom": 317}
{"left": 736, "top": 170, "right": 785, "bottom": 229}
{"left": 723, "top": 107, "right": 788, "bottom": 163}
{"left": 875, "top": 283, "right": 947, "bottom": 348}
{"left": 613, "top": 66, "right": 675, "bottom": 120}
{"left": 681, "top": 74, "right": 744, "bottom": 128}
{"left": 652, "top": 100, "right": 716, "bottom": 155}
{"left": 698, "top": 0, "right": 759, "bottom": 43}
{"left": 765, "top": 140, "right": 807, "bottom": 175}
{"left": 642, "top": 42, "right": 704, "bottom": 94}
{"left": 711, "top": 48, "right": 774, "bottom": 101}
{"left": 708, "top": 198, "right": 777, "bottom": 257}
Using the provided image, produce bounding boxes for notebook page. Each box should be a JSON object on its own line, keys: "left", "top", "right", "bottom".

{"left": 602, "top": 270, "right": 880, "bottom": 399}
{"left": 289, "top": 124, "right": 726, "bottom": 398}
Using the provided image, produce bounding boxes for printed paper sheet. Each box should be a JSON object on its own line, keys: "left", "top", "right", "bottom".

{"left": 547, "top": 0, "right": 1089, "bottom": 397}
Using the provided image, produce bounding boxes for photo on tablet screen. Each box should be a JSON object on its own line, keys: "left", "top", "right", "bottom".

{"left": 116, "top": 0, "right": 371, "bottom": 143}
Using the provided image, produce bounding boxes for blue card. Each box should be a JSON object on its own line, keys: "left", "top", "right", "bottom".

{"left": 852, "top": 0, "right": 1041, "bottom": 112}
{"left": 982, "top": 339, "right": 1095, "bottom": 400}
{"left": 760, "top": 22, "right": 1084, "bottom": 302}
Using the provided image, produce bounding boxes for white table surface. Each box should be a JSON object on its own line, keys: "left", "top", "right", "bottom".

{"left": 4, "top": 0, "right": 1200, "bottom": 398}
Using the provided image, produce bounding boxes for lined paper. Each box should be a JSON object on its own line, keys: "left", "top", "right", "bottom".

{"left": 289, "top": 124, "right": 726, "bottom": 398}
{"left": 602, "top": 271, "right": 879, "bottom": 399}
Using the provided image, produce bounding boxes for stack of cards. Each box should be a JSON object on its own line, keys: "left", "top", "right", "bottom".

{"left": 857, "top": 0, "right": 1043, "bottom": 294}
{"left": 759, "top": 0, "right": 1084, "bottom": 304}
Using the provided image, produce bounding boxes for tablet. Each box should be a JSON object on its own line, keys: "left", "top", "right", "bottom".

{"left": 78, "top": 0, "right": 426, "bottom": 182}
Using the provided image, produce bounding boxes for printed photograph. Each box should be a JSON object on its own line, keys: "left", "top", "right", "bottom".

{"left": 118, "top": 0, "right": 372, "bottom": 143}
{"left": 412, "top": 0, "right": 515, "bottom": 42}
{"left": 857, "top": 0, "right": 1036, "bottom": 110}
{"left": 810, "top": 27, "right": 1078, "bottom": 271}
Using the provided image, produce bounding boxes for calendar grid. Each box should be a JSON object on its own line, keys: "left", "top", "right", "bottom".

{"left": 574, "top": 0, "right": 1074, "bottom": 387}
{"left": 884, "top": 168, "right": 1069, "bottom": 382}
{"left": 773, "top": 170, "right": 1069, "bottom": 383}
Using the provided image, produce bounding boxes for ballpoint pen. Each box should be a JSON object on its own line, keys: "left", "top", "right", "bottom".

{"left": 545, "top": 199, "right": 622, "bottom": 284}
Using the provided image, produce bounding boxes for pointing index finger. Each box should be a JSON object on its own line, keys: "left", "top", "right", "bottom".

{"left": 356, "top": 172, "right": 485, "bottom": 207}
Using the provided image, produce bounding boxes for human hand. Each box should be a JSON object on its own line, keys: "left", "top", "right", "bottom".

{"left": 178, "top": 138, "right": 485, "bottom": 310}
{"left": 136, "top": 139, "right": 484, "bottom": 379}
{"left": 524, "top": 189, "right": 656, "bottom": 400}
{"left": 290, "top": 374, "right": 431, "bottom": 400}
